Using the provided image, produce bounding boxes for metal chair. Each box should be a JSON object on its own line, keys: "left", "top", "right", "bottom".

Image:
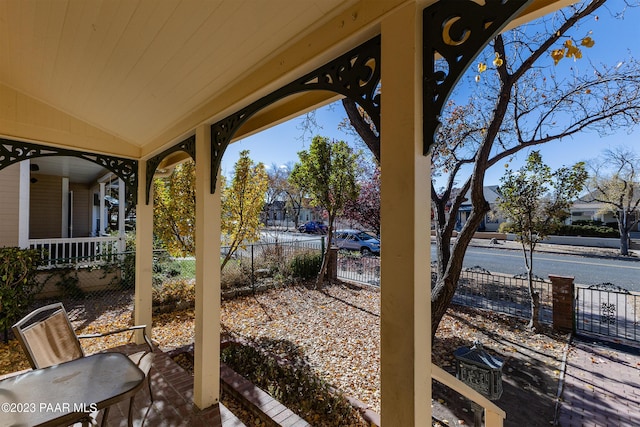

{"left": 12, "top": 303, "right": 155, "bottom": 426}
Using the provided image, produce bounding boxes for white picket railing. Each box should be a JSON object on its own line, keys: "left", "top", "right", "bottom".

{"left": 29, "top": 237, "right": 120, "bottom": 267}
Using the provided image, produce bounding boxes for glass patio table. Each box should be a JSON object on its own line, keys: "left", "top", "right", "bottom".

{"left": 0, "top": 352, "right": 145, "bottom": 427}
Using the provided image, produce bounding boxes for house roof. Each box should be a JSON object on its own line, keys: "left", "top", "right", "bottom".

{"left": 459, "top": 185, "right": 502, "bottom": 206}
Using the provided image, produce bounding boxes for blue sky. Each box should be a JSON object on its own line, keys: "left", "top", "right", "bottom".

{"left": 222, "top": 0, "right": 640, "bottom": 187}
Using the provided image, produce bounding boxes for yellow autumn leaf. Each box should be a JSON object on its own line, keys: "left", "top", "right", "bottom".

{"left": 564, "top": 39, "right": 582, "bottom": 60}
{"left": 581, "top": 36, "right": 595, "bottom": 48}
{"left": 492, "top": 52, "right": 503, "bottom": 67}
{"left": 477, "top": 62, "right": 487, "bottom": 73}
{"left": 550, "top": 49, "right": 565, "bottom": 65}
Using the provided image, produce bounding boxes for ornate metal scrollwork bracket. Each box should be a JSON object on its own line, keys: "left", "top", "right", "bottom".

{"left": 423, "top": 0, "right": 531, "bottom": 154}
{"left": 145, "top": 135, "right": 196, "bottom": 204}
{"left": 210, "top": 35, "right": 381, "bottom": 193}
{"left": 0, "top": 138, "right": 138, "bottom": 202}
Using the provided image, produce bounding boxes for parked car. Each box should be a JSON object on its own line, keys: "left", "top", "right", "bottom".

{"left": 332, "top": 229, "right": 380, "bottom": 255}
{"left": 298, "top": 221, "right": 328, "bottom": 234}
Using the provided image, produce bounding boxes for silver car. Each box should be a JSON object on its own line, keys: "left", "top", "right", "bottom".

{"left": 332, "top": 229, "right": 380, "bottom": 255}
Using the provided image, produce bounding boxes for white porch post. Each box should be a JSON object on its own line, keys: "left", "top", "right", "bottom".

{"left": 134, "top": 161, "right": 154, "bottom": 341}
{"left": 61, "top": 177, "right": 69, "bottom": 238}
{"left": 380, "top": 2, "right": 431, "bottom": 426}
{"left": 18, "top": 162, "right": 30, "bottom": 248}
{"left": 193, "top": 124, "right": 221, "bottom": 408}
{"left": 118, "top": 179, "right": 126, "bottom": 253}
{"left": 99, "top": 182, "right": 106, "bottom": 235}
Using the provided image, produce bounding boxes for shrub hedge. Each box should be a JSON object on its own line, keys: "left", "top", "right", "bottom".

{"left": 499, "top": 222, "right": 620, "bottom": 238}
{"left": 289, "top": 252, "right": 323, "bottom": 279}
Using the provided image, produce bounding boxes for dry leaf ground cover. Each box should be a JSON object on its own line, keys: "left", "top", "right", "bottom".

{"left": 0, "top": 282, "right": 568, "bottom": 426}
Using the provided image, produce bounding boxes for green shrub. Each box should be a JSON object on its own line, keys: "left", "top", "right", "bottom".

{"left": 48, "top": 268, "right": 84, "bottom": 298}
{"left": 572, "top": 219, "right": 602, "bottom": 227}
{"left": 498, "top": 222, "right": 514, "bottom": 233}
{"left": 499, "top": 222, "right": 619, "bottom": 238}
{"left": 289, "top": 252, "right": 323, "bottom": 279}
{"left": 152, "top": 251, "right": 183, "bottom": 286}
{"left": 0, "top": 247, "right": 44, "bottom": 341}
{"left": 556, "top": 224, "right": 619, "bottom": 238}
{"left": 119, "top": 233, "right": 137, "bottom": 289}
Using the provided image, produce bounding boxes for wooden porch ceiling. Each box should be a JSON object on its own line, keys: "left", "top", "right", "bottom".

{"left": 0, "top": 0, "right": 572, "bottom": 160}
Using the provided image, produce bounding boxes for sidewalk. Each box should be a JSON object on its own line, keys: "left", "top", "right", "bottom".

{"left": 555, "top": 337, "right": 640, "bottom": 427}
{"left": 465, "top": 236, "right": 640, "bottom": 259}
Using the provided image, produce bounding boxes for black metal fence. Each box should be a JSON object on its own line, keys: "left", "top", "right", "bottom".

{"left": 336, "top": 252, "right": 380, "bottom": 286}
{"left": 335, "top": 256, "right": 554, "bottom": 324}
{"left": 23, "top": 241, "right": 640, "bottom": 345}
{"left": 575, "top": 284, "right": 640, "bottom": 342}
{"left": 12, "top": 239, "right": 325, "bottom": 347}
{"left": 29, "top": 238, "right": 324, "bottom": 299}
{"left": 219, "top": 238, "right": 324, "bottom": 290}
{"left": 452, "top": 267, "right": 553, "bottom": 324}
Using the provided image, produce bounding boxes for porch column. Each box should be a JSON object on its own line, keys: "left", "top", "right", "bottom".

{"left": 99, "top": 182, "right": 106, "bottom": 235}
{"left": 380, "top": 2, "right": 431, "bottom": 426}
{"left": 118, "top": 179, "right": 126, "bottom": 253}
{"left": 193, "top": 123, "right": 221, "bottom": 408}
{"left": 134, "top": 161, "right": 154, "bottom": 341}
{"left": 62, "top": 177, "right": 69, "bottom": 238}
{"left": 18, "top": 161, "right": 30, "bottom": 248}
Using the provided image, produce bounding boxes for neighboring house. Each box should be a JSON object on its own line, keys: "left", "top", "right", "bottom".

{"left": 261, "top": 199, "right": 324, "bottom": 227}
{"left": 298, "top": 205, "right": 325, "bottom": 224}
{"left": 261, "top": 200, "right": 287, "bottom": 225}
{"left": 455, "top": 185, "right": 505, "bottom": 232}
{"left": 569, "top": 198, "right": 639, "bottom": 230}
{"left": 0, "top": 157, "right": 128, "bottom": 260}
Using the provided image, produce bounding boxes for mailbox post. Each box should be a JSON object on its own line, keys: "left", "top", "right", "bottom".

{"left": 454, "top": 340, "right": 504, "bottom": 426}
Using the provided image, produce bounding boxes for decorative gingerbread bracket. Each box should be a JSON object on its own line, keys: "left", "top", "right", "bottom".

{"left": 145, "top": 135, "right": 196, "bottom": 204}
{"left": 0, "top": 138, "right": 138, "bottom": 203}
{"left": 423, "top": 0, "right": 531, "bottom": 154}
{"left": 210, "top": 35, "right": 381, "bottom": 193}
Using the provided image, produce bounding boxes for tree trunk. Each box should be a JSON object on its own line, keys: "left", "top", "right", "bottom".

{"left": 341, "top": 99, "right": 380, "bottom": 161}
{"left": 525, "top": 242, "right": 541, "bottom": 331}
{"left": 316, "top": 214, "right": 335, "bottom": 288}
{"left": 432, "top": 274, "right": 459, "bottom": 337}
{"left": 620, "top": 229, "right": 630, "bottom": 256}
{"left": 620, "top": 212, "right": 629, "bottom": 255}
{"left": 220, "top": 232, "right": 245, "bottom": 272}
{"left": 527, "top": 268, "right": 541, "bottom": 331}
{"left": 431, "top": 207, "right": 487, "bottom": 338}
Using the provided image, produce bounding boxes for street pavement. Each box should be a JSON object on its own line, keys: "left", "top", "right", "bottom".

{"left": 462, "top": 237, "right": 640, "bottom": 291}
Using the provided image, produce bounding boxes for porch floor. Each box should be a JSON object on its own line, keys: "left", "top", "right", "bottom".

{"left": 92, "top": 344, "right": 245, "bottom": 427}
